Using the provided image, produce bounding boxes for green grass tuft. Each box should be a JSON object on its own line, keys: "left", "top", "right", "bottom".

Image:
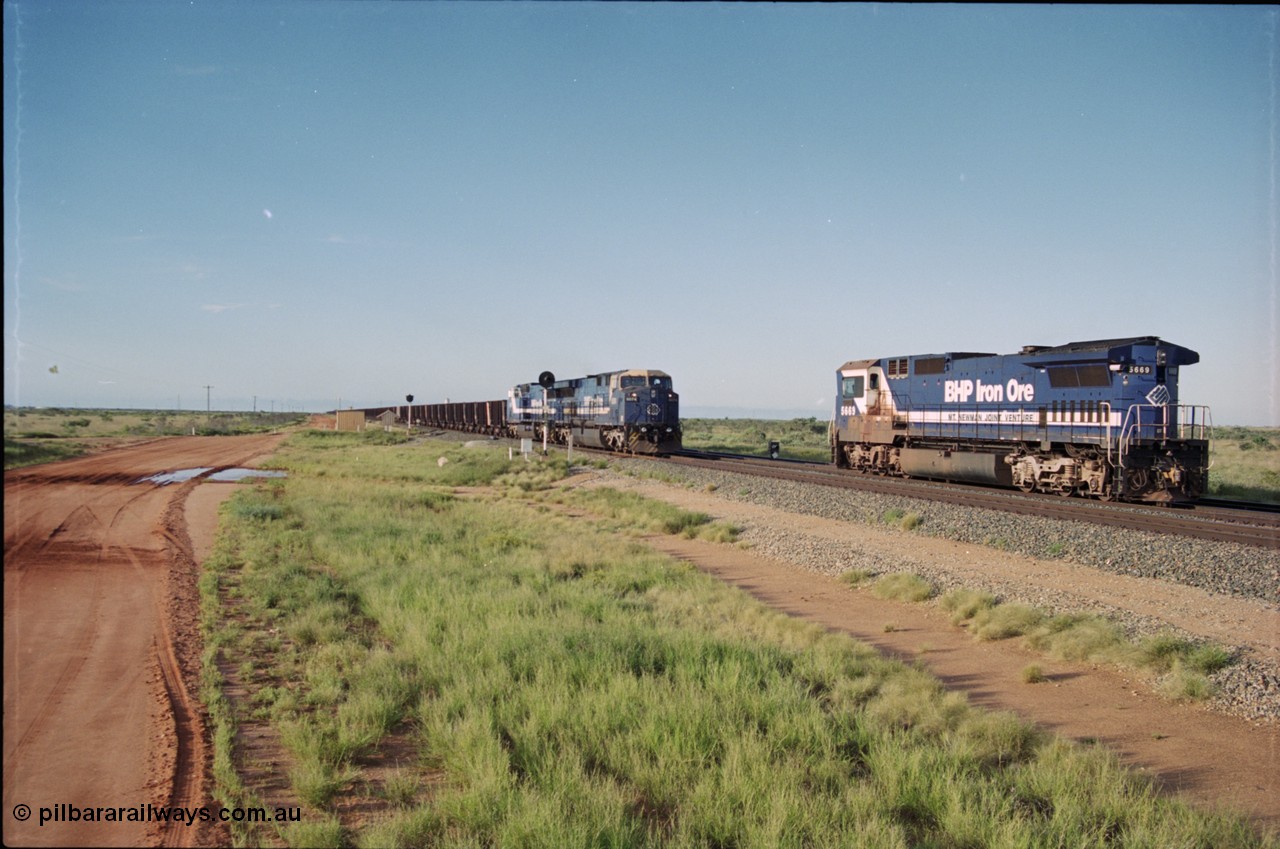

{"left": 940, "top": 588, "right": 996, "bottom": 624}
{"left": 841, "top": 568, "right": 874, "bottom": 588}
{"left": 1022, "top": 664, "right": 1047, "bottom": 684}
{"left": 872, "top": 573, "right": 935, "bottom": 603}
{"left": 970, "top": 603, "right": 1044, "bottom": 641}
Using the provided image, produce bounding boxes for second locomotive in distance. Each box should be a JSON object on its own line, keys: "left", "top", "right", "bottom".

{"left": 408, "top": 368, "right": 682, "bottom": 455}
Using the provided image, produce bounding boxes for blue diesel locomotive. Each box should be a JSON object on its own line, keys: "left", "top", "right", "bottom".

{"left": 832, "top": 337, "right": 1212, "bottom": 503}
{"left": 370, "top": 369, "right": 680, "bottom": 455}
{"left": 509, "top": 368, "right": 682, "bottom": 454}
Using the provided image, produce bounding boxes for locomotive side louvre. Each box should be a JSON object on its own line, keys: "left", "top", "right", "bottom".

{"left": 833, "top": 337, "right": 1211, "bottom": 502}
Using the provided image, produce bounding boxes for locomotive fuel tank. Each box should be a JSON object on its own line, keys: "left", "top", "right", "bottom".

{"left": 897, "top": 448, "right": 1015, "bottom": 487}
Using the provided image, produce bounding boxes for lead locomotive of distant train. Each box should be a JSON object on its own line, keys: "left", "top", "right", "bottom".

{"left": 832, "top": 337, "right": 1211, "bottom": 503}
{"left": 509, "top": 369, "right": 681, "bottom": 453}
{"left": 411, "top": 368, "right": 681, "bottom": 454}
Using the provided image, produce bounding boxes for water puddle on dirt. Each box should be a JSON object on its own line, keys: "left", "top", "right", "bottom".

{"left": 134, "top": 467, "right": 287, "bottom": 485}
{"left": 136, "top": 467, "right": 213, "bottom": 486}
{"left": 207, "top": 468, "right": 287, "bottom": 482}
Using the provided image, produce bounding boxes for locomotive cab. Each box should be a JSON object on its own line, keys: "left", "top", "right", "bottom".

{"left": 612, "top": 370, "right": 681, "bottom": 452}
{"left": 834, "top": 359, "right": 905, "bottom": 473}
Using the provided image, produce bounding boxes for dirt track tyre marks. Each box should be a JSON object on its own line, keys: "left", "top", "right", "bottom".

{"left": 154, "top": 480, "right": 209, "bottom": 848}
{"left": 4, "top": 434, "right": 285, "bottom": 847}
{"left": 0, "top": 561, "right": 105, "bottom": 789}
{"left": 3, "top": 482, "right": 63, "bottom": 562}
{"left": 42, "top": 503, "right": 102, "bottom": 548}
{"left": 5, "top": 488, "right": 114, "bottom": 776}
{"left": 153, "top": 632, "right": 202, "bottom": 849}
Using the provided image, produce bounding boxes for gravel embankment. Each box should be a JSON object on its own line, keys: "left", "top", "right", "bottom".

{"left": 606, "top": 457, "right": 1280, "bottom": 723}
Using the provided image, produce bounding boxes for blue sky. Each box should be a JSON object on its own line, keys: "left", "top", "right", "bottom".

{"left": 4, "top": 3, "right": 1277, "bottom": 425}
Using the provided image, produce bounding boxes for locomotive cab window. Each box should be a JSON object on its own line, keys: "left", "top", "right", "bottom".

{"left": 842, "top": 376, "right": 865, "bottom": 399}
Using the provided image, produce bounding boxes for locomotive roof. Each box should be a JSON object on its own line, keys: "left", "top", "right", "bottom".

{"left": 512, "top": 369, "right": 671, "bottom": 391}
{"left": 838, "top": 337, "right": 1199, "bottom": 372}
{"left": 1017, "top": 337, "right": 1199, "bottom": 365}
{"left": 1019, "top": 336, "right": 1163, "bottom": 354}
{"left": 615, "top": 368, "right": 671, "bottom": 379}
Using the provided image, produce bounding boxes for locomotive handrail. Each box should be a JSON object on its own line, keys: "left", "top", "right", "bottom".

{"left": 1118, "top": 404, "right": 1213, "bottom": 466}
{"left": 1102, "top": 402, "right": 1113, "bottom": 464}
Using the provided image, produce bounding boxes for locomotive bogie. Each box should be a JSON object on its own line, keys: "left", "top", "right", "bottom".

{"left": 832, "top": 337, "right": 1212, "bottom": 503}
{"left": 1005, "top": 448, "right": 1109, "bottom": 498}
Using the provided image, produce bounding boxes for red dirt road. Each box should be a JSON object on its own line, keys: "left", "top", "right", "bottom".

{"left": 3, "top": 435, "right": 283, "bottom": 847}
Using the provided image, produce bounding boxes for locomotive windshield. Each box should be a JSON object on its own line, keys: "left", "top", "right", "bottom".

{"left": 622, "top": 375, "right": 669, "bottom": 388}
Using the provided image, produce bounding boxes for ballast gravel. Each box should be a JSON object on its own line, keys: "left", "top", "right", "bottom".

{"left": 605, "top": 457, "right": 1279, "bottom": 724}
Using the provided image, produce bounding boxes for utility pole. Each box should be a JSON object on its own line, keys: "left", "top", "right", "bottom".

{"left": 204, "top": 385, "right": 213, "bottom": 413}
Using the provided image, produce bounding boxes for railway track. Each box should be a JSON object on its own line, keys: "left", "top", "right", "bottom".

{"left": 663, "top": 450, "right": 1280, "bottom": 550}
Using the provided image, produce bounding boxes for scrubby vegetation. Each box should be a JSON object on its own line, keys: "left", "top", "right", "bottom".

{"left": 1207, "top": 426, "right": 1280, "bottom": 502}
{"left": 3, "top": 406, "right": 307, "bottom": 469}
{"left": 198, "top": 433, "right": 1265, "bottom": 847}
{"left": 680, "top": 417, "right": 831, "bottom": 462}
{"left": 831, "top": 578, "right": 1234, "bottom": 705}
